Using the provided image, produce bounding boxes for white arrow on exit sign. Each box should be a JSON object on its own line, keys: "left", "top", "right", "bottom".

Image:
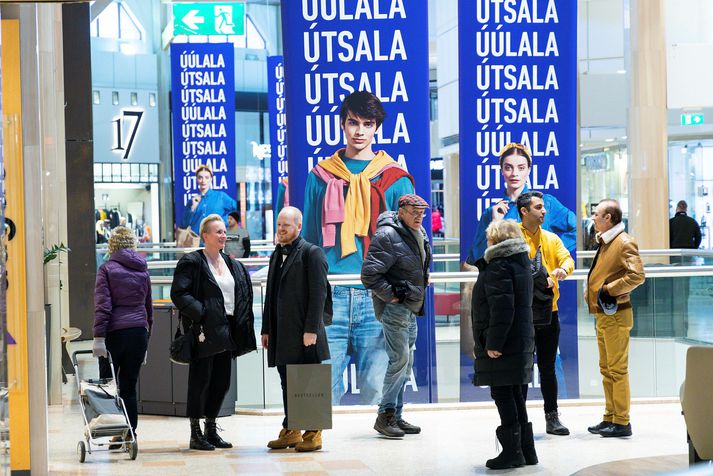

{"left": 182, "top": 10, "right": 205, "bottom": 31}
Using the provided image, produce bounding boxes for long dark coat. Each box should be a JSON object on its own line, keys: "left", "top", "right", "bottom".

{"left": 171, "top": 250, "right": 256, "bottom": 360}
{"left": 471, "top": 238, "right": 535, "bottom": 387}
{"left": 261, "top": 237, "right": 331, "bottom": 367}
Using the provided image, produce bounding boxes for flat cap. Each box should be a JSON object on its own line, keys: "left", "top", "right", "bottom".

{"left": 398, "top": 194, "right": 429, "bottom": 208}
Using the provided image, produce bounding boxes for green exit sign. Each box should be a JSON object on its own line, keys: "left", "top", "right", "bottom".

{"left": 681, "top": 113, "right": 704, "bottom": 126}
{"left": 173, "top": 3, "right": 245, "bottom": 36}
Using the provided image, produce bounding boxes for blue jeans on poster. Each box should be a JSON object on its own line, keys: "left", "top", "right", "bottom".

{"left": 378, "top": 302, "right": 417, "bottom": 418}
{"left": 326, "top": 286, "right": 388, "bottom": 405}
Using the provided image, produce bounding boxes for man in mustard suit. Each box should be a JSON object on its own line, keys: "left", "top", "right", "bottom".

{"left": 586, "top": 199, "right": 645, "bottom": 438}
{"left": 517, "top": 191, "right": 574, "bottom": 438}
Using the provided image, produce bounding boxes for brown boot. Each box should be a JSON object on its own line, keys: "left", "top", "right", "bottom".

{"left": 267, "top": 428, "right": 302, "bottom": 449}
{"left": 295, "top": 430, "right": 322, "bottom": 452}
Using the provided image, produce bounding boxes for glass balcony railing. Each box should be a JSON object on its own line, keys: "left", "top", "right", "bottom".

{"left": 143, "top": 246, "right": 713, "bottom": 409}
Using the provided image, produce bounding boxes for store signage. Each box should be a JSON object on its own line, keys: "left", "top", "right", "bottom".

{"left": 458, "top": 0, "right": 579, "bottom": 401}
{"left": 281, "top": 0, "right": 433, "bottom": 405}
{"left": 173, "top": 2, "right": 245, "bottom": 36}
{"left": 170, "top": 42, "right": 236, "bottom": 230}
{"left": 681, "top": 113, "right": 704, "bottom": 126}
{"left": 267, "top": 55, "right": 288, "bottom": 216}
{"left": 112, "top": 109, "right": 144, "bottom": 160}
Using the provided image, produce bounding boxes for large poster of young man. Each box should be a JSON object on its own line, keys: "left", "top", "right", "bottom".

{"left": 281, "top": 1, "right": 433, "bottom": 406}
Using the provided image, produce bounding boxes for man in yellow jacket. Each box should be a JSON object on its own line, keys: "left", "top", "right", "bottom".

{"left": 517, "top": 191, "right": 575, "bottom": 436}
{"left": 585, "top": 199, "right": 645, "bottom": 438}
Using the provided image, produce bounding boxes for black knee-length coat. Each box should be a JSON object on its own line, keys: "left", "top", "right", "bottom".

{"left": 261, "top": 237, "right": 332, "bottom": 367}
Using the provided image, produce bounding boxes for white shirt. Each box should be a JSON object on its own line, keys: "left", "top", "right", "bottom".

{"left": 207, "top": 258, "right": 235, "bottom": 316}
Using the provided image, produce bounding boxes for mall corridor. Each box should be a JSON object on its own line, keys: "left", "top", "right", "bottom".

{"left": 48, "top": 396, "right": 690, "bottom": 475}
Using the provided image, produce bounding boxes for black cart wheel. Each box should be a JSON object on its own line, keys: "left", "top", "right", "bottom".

{"left": 128, "top": 441, "right": 138, "bottom": 460}
{"left": 77, "top": 441, "right": 86, "bottom": 463}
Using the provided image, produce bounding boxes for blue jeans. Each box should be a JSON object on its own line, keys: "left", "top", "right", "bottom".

{"left": 326, "top": 286, "right": 387, "bottom": 405}
{"left": 378, "top": 302, "right": 417, "bottom": 418}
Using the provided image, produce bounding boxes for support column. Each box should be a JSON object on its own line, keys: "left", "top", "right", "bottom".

{"left": 62, "top": 3, "right": 96, "bottom": 337}
{"left": 628, "top": 0, "right": 669, "bottom": 249}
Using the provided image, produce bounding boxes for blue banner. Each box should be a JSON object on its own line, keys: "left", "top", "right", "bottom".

{"left": 458, "top": 0, "right": 579, "bottom": 401}
{"left": 267, "top": 56, "right": 288, "bottom": 219}
{"left": 281, "top": 0, "right": 434, "bottom": 405}
{"left": 171, "top": 43, "right": 236, "bottom": 234}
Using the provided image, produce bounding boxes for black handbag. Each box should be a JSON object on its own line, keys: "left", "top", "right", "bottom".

{"left": 169, "top": 322, "right": 194, "bottom": 365}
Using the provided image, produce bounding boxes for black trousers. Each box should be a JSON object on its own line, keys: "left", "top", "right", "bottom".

{"left": 99, "top": 327, "right": 148, "bottom": 431}
{"left": 523, "top": 311, "right": 560, "bottom": 414}
{"left": 277, "top": 365, "right": 289, "bottom": 429}
{"left": 491, "top": 384, "right": 528, "bottom": 428}
{"left": 187, "top": 350, "right": 232, "bottom": 419}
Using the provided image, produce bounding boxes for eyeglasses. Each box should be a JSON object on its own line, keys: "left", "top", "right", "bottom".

{"left": 401, "top": 207, "right": 426, "bottom": 218}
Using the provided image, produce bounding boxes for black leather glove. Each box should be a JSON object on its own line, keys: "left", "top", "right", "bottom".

{"left": 392, "top": 283, "right": 409, "bottom": 303}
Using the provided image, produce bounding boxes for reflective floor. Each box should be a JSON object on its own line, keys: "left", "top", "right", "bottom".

{"left": 47, "top": 391, "right": 706, "bottom": 475}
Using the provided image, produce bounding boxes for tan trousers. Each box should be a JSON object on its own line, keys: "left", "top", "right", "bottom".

{"left": 595, "top": 307, "right": 633, "bottom": 425}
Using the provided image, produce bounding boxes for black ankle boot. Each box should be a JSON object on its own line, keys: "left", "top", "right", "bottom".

{"left": 485, "top": 425, "right": 526, "bottom": 470}
{"left": 205, "top": 418, "right": 233, "bottom": 448}
{"left": 189, "top": 418, "right": 215, "bottom": 451}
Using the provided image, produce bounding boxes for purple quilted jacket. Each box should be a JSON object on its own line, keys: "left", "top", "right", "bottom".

{"left": 93, "top": 248, "right": 153, "bottom": 338}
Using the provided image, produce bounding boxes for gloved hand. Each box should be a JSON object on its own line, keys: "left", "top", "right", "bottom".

{"left": 142, "top": 350, "right": 148, "bottom": 366}
{"left": 392, "top": 283, "right": 409, "bottom": 303}
{"left": 92, "top": 337, "right": 107, "bottom": 358}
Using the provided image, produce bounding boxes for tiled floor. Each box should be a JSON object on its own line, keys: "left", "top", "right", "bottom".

{"left": 47, "top": 392, "right": 708, "bottom": 475}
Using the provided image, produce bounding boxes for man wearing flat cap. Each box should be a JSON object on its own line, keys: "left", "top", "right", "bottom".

{"left": 586, "top": 199, "right": 645, "bottom": 438}
{"left": 361, "top": 194, "right": 432, "bottom": 438}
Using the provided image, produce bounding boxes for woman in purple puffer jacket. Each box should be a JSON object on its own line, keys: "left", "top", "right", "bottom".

{"left": 93, "top": 226, "right": 153, "bottom": 438}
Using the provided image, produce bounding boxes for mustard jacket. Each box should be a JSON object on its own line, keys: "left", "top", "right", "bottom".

{"left": 520, "top": 224, "right": 574, "bottom": 312}
{"left": 586, "top": 228, "right": 645, "bottom": 313}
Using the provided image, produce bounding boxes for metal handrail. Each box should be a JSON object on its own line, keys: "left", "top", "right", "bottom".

{"left": 150, "top": 265, "right": 713, "bottom": 286}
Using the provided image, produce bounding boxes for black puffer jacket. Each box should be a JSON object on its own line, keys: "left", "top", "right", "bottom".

{"left": 171, "top": 250, "right": 257, "bottom": 360}
{"left": 471, "top": 237, "right": 534, "bottom": 387}
{"left": 361, "top": 211, "right": 431, "bottom": 319}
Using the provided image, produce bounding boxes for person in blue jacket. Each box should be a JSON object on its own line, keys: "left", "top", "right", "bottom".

{"left": 182, "top": 165, "right": 237, "bottom": 234}
{"left": 467, "top": 143, "right": 576, "bottom": 264}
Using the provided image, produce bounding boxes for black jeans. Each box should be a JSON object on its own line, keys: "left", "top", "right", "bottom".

{"left": 99, "top": 327, "right": 148, "bottom": 431}
{"left": 523, "top": 311, "right": 560, "bottom": 414}
{"left": 491, "top": 384, "right": 528, "bottom": 428}
{"left": 187, "top": 350, "right": 232, "bottom": 419}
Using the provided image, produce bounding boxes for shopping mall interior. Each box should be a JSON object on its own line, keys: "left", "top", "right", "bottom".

{"left": 1, "top": 0, "right": 713, "bottom": 474}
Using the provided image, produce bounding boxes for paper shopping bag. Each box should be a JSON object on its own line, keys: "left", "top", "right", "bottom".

{"left": 286, "top": 363, "right": 332, "bottom": 430}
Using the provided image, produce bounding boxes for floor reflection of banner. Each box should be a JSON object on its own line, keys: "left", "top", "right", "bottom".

{"left": 281, "top": 1, "right": 433, "bottom": 405}
{"left": 458, "top": 0, "right": 579, "bottom": 401}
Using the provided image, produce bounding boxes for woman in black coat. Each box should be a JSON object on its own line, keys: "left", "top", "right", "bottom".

{"left": 171, "top": 214, "right": 256, "bottom": 451}
{"left": 471, "top": 219, "right": 536, "bottom": 469}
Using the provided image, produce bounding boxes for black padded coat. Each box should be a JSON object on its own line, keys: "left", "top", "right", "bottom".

{"left": 361, "top": 211, "right": 431, "bottom": 320}
{"left": 471, "top": 238, "right": 534, "bottom": 387}
{"left": 171, "top": 250, "right": 257, "bottom": 360}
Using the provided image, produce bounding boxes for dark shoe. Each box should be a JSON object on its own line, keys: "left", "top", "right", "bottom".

{"left": 587, "top": 421, "right": 613, "bottom": 434}
{"left": 485, "top": 425, "right": 526, "bottom": 470}
{"left": 396, "top": 418, "right": 421, "bottom": 434}
{"left": 545, "top": 411, "right": 570, "bottom": 436}
{"left": 189, "top": 418, "right": 215, "bottom": 451}
{"left": 108, "top": 435, "right": 123, "bottom": 451}
{"left": 374, "top": 411, "right": 405, "bottom": 438}
{"left": 600, "top": 423, "right": 632, "bottom": 438}
{"left": 205, "top": 418, "right": 233, "bottom": 448}
{"left": 520, "top": 422, "right": 538, "bottom": 465}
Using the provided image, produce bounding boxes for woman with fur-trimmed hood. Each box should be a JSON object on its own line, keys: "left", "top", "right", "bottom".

{"left": 471, "top": 219, "right": 536, "bottom": 470}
